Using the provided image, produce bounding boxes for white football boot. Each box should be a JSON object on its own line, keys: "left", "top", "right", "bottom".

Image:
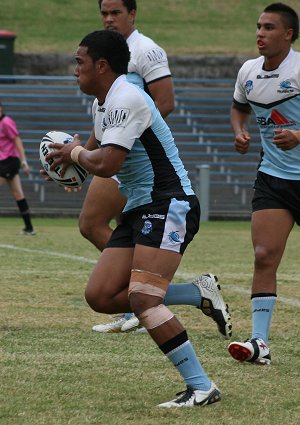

{"left": 228, "top": 337, "right": 271, "bottom": 365}
{"left": 193, "top": 273, "right": 232, "bottom": 339}
{"left": 121, "top": 314, "right": 147, "bottom": 333}
{"left": 158, "top": 382, "right": 221, "bottom": 408}
{"left": 92, "top": 315, "right": 127, "bottom": 333}
{"left": 120, "top": 314, "right": 140, "bottom": 332}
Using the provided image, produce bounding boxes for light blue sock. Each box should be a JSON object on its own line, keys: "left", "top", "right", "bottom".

{"left": 251, "top": 295, "right": 277, "bottom": 344}
{"left": 161, "top": 331, "right": 211, "bottom": 391}
{"left": 164, "top": 283, "right": 201, "bottom": 307}
{"left": 124, "top": 312, "right": 134, "bottom": 320}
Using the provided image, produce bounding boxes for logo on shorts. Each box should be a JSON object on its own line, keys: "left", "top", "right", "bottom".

{"left": 141, "top": 220, "right": 152, "bottom": 235}
{"left": 168, "top": 231, "right": 180, "bottom": 243}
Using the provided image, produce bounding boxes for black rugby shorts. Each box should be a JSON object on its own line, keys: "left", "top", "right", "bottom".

{"left": 252, "top": 171, "right": 300, "bottom": 225}
{"left": 0, "top": 156, "right": 20, "bottom": 180}
{"left": 106, "top": 195, "right": 200, "bottom": 254}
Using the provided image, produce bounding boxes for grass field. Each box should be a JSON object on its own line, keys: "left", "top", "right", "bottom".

{"left": 1, "top": 217, "right": 299, "bottom": 425}
{"left": 1, "top": 0, "right": 299, "bottom": 55}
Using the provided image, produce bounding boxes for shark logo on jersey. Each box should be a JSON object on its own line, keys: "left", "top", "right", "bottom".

{"left": 168, "top": 231, "right": 181, "bottom": 244}
{"left": 107, "top": 108, "right": 130, "bottom": 128}
{"left": 245, "top": 80, "right": 253, "bottom": 95}
{"left": 278, "top": 80, "right": 294, "bottom": 93}
{"left": 141, "top": 220, "right": 152, "bottom": 235}
{"left": 280, "top": 80, "right": 292, "bottom": 89}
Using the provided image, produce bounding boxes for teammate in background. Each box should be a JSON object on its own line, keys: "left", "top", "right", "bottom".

{"left": 80, "top": 0, "right": 175, "bottom": 333}
{"left": 46, "top": 30, "right": 226, "bottom": 407}
{"left": 0, "top": 101, "right": 35, "bottom": 236}
{"left": 228, "top": 2, "right": 300, "bottom": 365}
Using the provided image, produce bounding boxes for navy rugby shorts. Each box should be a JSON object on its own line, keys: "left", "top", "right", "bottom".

{"left": 106, "top": 195, "right": 200, "bottom": 254}
{"left": 252, "top": 171, "right": 300, "bottom": 225}
{"left": 0, "top": 156, "right": 20, "bottom": 180}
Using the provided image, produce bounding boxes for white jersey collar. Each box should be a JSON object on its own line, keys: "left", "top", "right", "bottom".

{"left": 126, "top": 29, "right": 139, "bottom": 45}
{"left": 105, "top": 74, "right": 127, "bottom": 102}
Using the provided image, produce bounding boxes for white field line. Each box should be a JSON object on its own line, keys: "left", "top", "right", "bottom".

{"left": 0, "top": 244, "right": 97, "bottom": 264}
{"left": 1, "top": 244, "right": 299, "bottom": 308}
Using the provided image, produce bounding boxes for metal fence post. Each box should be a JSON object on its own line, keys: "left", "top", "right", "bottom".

{"left": 195, "top": 164, "right": 210, "bottom": 222}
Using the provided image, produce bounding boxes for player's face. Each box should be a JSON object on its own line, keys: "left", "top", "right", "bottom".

{"left": 256, "top": 12, "right": 293, "bottom": 61}
{"left": 74, "top": 46, "right": 100, "bottom": 96}
{"left": 100, "top": 0, "right": 136, "bottom": 39}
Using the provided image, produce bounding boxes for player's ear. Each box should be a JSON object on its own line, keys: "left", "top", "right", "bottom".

{"left": 129, "top": 9, "right": 136, "bottom": 24}
{"left": 96, "top": 58, "right": 109, "bottom": 74}
{"left": 286, "top": 27, "right": 294, "bottom": 42}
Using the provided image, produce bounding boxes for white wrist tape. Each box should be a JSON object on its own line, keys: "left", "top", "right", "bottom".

{"left": 71, "top": 146, "right": 85, "bottom": 164}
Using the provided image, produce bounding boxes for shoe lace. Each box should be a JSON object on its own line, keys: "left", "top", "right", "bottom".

{"left": 174, "top": 387, "right": 194, "bottom": 403}
{"left": 110, "top": 315, "right": 125, "bottom": 324}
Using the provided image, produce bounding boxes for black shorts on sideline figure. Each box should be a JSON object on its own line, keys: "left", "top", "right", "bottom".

{"left": 106, "top": 195, "right": 200, "bottom": 254}
{"left": 0, "top": 156, "right": 20, "bottom": 180}
{"left": 252, "top": 171, "right": 300, "bottom": 225}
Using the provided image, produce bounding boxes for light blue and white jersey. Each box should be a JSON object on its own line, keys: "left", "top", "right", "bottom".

{"left": 126, "top": 29, "right": 171, "bottom": 90}
{"left": 92, "top": 76, "right": 193, "bottom": 212}
{"left": 234, "top": 49, "right": 300, "bottom": 180}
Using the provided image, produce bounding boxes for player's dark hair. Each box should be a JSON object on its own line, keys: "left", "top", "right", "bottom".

{"left": 98, "top": 0, "right": 137, "bottom": 12}
{"left": 79, "top": 30, "right": 130, "bottom": 74}
{"left": 264, "top": 2, "right": 299, "bottom": 42}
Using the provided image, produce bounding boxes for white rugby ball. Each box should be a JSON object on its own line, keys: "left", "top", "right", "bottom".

{"left": 40, "top": 131, "right": 88, "bottom": 188}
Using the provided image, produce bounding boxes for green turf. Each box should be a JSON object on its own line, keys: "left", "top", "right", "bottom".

{"left": 0, "top": 0, "right": 299, "bottom": 55}
{"left": 0, "top": 218, "right": 299, "bottom": 424}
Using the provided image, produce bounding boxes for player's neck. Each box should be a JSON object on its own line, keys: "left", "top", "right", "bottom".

{"left": 125, "top": 27, "right": 136, "bottom": 40}
{"left": 263, "top": 47, "right": 291, "bottom": 71}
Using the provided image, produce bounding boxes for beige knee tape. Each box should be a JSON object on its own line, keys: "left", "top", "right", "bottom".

{"left": 138, "top": 304, "right": 174, "bottom": 330}
{"left": 128, "top": 269, "right": 169, "bottom": 299}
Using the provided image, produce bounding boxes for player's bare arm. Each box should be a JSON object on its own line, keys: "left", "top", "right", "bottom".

{"left": 231, "top": 102, "right": 252, "bottom": 154}
{"left": 84, "top": 129, "right": 98, "bottom": 150}
{"left": 147, "top": 76, "right": 175, "bottom": 118}
{"left": 47, "top": 139, "right": 127, "bottom": 178}
{"left": 73, "top": 145, "right": 127, "bottom": 177}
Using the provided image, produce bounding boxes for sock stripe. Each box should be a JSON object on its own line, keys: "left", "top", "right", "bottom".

{"left": 165, "top": 340, "right": 191, "bottom": 358}
{"left": 159, "top": 330, "right": 188, "bottom": 355}
{"left": 251, "top": 293, "right": 277, "bottom": 299}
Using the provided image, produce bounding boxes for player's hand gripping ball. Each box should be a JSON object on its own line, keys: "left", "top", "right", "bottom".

{"left": 40, "top": 131, "right": 88, "bottom": 188}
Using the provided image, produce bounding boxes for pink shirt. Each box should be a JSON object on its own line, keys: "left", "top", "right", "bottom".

{"left": 0, "top": 115, "right": 19, "bottom": 161}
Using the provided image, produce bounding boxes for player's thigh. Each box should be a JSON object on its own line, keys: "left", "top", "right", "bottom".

{"left": 251, "top": 209, "right": 294, "bottom": 257}
{"left": 81, "top": 176, "right": 126, "bottom": 223}
{"left": 86, "top": 246, "right": 134, "bottom": 300}
{"left": 132, "top": 244, "right": 182, "bottom": 283}
{"left": 0, "top": 176, "right": 6, "bottom": 186}
{"left": 7, "top": 175, "right": 24, "bottom": 200}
